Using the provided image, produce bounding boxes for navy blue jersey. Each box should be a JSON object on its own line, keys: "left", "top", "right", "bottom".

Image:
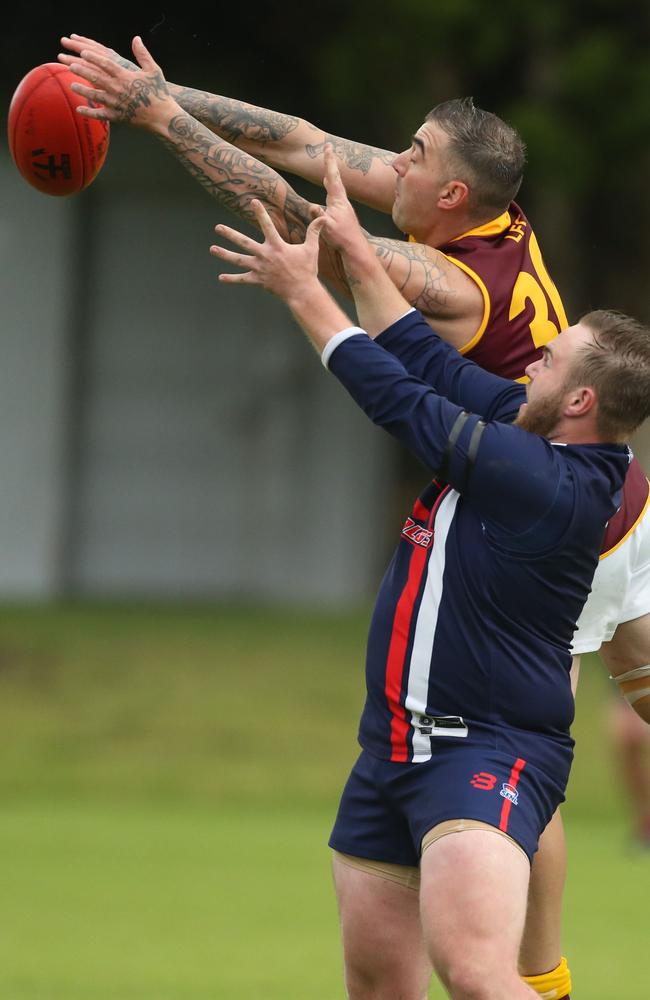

{"left": 327, "top": 310, "right": 630, "bottom": 774}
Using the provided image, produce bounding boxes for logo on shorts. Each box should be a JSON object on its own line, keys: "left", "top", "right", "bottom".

{"left": 470, "top": 772, "right": 497, "bottom": 790}
{"left": 500, "top": 782, "right": 519, "bottom": 805}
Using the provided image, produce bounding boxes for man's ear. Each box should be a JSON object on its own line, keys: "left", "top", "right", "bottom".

{"left": 438, "top": 180, "right": 470, "bottom": 211}
{"left": 564, "top": 385, "right": 597, "bottom": 418}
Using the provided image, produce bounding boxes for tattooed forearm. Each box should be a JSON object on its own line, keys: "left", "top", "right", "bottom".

{"left": 171, "top": 89, "right": 300, "bottom": 145}
{"left": 341, "top": 261, "right": 361, "bottom": 290}
{"left": 160, "top": 114, "right": 311, "bottom": 242}
{"left": 305, "top": 136, "right": 396, "bottom": 175}
{"left": 367, "top": 237, "right": 455, "bottom": 315}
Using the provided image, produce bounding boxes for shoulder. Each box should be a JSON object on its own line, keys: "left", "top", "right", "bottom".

{"left": 385, "top": 237, "right": 484, "bottom": 349}
{"left": 562, "top": 442, "right": 631, "bottom": 488}
{"left": 601, "top": 456, "right": 650, "bottom": 557}
{"left": 468, "top": 435, "right": 628, "bottom": 554}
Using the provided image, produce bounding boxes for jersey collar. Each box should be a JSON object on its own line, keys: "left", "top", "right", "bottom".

{"left": 448, "top": 209, "right": 512, "bottom": 243}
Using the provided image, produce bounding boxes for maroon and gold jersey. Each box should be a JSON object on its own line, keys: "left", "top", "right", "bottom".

{"left": 437, "top": 202, "right": 569, "bottom": 381}
{"left": 572, "top": 456, "right": 650, "bottom": 653}
{"left": 601, "top": 455, "right": 650, "bottom": 558}
{"left": 416, "top": 205, "right": 649, "bottom": 573}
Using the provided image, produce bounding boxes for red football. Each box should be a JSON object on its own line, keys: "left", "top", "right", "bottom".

{"left": 7, "top": 63, "right": 110, "bottom": 196}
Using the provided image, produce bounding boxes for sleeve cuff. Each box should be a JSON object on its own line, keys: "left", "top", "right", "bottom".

{"left": 321, "top": 327, "right": 368, "bottom": 369}
{"left": 394, "top": 307, "right": 417, "bottom": 322}
{"left": 375, "top": 307, "right": 419, "bottom": 347}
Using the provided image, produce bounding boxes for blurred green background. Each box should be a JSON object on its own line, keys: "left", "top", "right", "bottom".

{"left": 0, "top": 604, "right": 646, "bottom": 999}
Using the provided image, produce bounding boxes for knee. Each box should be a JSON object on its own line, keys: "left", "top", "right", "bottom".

{"left": 343, "top": 962, "right": 376, "bottom": 1000}
{"left": 344, "top": 960, "right": 428, "bottom": 1000}
{"left": 435, "top": 956, "right": 497, "bottom": 1000}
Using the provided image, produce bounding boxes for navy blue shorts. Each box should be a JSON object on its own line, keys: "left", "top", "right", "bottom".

{"left": 329, "top": 745, "right": 569, "bottom": 865}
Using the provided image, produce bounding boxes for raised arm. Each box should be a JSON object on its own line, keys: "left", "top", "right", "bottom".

{"left": 169, "top": 90, "right": 399, "bottom": 213}
{"left": 319, "top": 147, "right": 523, "bottom": 420}
{"left": 210, "top": 200, "right": 572, "bottom": 547}
{"left": 60, "top": 33, "right": 398, "bottom": 212}
{"left": 59, "top": 37, "right": 485, "bottom": 346}
{"left": 62, "top": 36, "right": 320, "bottom": 248}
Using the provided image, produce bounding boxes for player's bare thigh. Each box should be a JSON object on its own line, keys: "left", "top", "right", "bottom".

{"left": 419, "top": 825, "right": 532, "bottom": 997}
{"left": 332, "top": 851, "right": 431, "bottom": 1000}
{"left": 332, "top": 817, "right": 531, "bottom": 999}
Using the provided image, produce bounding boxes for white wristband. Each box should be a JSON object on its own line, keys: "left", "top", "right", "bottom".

{"left": 321, "top": 327, "right": 368, "bottom": 369}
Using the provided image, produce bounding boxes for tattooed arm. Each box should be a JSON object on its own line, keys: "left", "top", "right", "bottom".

{"left": 174, "top": 97, "right": 398, "bottom": 214}
{"left": 63, "top": 36, "right": 342, "bottom": 274}
{"left": 310, "top": 146, "right": 484, "bottom": 349}
{"left": 60, "top": 34, "right": 398, "bottom": 213}
{"left": 61, "top": 37, "right": 484, "bottom": 345}
{"left": 362, "top": 237, "right": 485, "bottom": 350}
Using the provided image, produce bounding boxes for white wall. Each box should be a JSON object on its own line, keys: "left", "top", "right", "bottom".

{"left": 0, "top": 155, "right": 73, "bottom": 594}
{"left": 0, "top": 137, "right": 392, "bottom": 603}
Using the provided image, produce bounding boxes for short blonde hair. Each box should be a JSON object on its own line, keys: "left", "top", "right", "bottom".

{"left": 573, "top": 310, "right": 650, "bottom": 439}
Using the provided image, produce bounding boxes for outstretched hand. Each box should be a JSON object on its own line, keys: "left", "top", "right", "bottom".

{"left": 60, "top": 35, "right": 174, "bottom": 125}
{"left": 210, "top": 200, "right": 326, "bottom": 304}
{"left": 59, "top": 34, "right": 139, "bottom": 73}
{"left": 321, "top": 144, "right": 370, "bottom": 259}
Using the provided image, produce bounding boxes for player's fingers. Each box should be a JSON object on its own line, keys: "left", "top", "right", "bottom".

{"left": 70, "top": 81, "right": 109, "bottom": 103}
{"left": 209, "top": 245, "right": 256, "bottom": 270}
{"left": 251, "top": 200, "right": 283, "bottom": 245}
{"left": 218, "top": 271, "right": 258, "bottom": 285}
{"left": 64, "top": 37, "right": 134, "bottom": 70}
{"left": 74, "top": 104, "right": 114, "bottom": 122}
{"left": 60, "top": 35, "right": 91, "bottom": 55}
{"left": 131, "top": 35, "right": 159, "bottom": 73}
{"left": 78, "top": 49, "right": 120, "bottom": 77}
{"left": 57, "top": 53, "right": 78, "bottom": 66}
{"left": 305, "top": 215, "right": 327, "bottom": 248}
{"left": 323, "top": 145, "right": 346, "bottom": 197}
{"left": 69, "top": 60, "right": 113, "bottom": 90}
{"left": 309, "top": 203, "right": 326, "bottom": 220}
{"left": 68, "top": 34, "right": 106, "bottom": 48}
{"left": 323, "top": 144, "right": 336, "bottom": 182}
{"left": 213, "top": 223, "right": 262, "bottom": 253}
{"left": 62, "top": 36, "right": 107, "bottom": 58}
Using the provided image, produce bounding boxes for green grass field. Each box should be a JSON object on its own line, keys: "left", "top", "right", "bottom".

{"left": 0, "top": 604, "right": 646, "bottom": 999}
